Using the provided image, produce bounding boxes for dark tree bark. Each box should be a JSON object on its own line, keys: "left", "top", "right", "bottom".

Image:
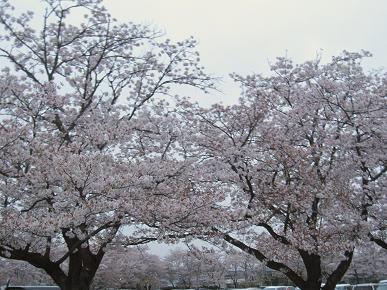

{"left": 222, "top": 233, "right": 354, "bottom": 290}
{"left": 1, "top": 245, "right": 104, "bottom": 290}
{"left": 369, "top": 233, "right": 387, "bottom": 251}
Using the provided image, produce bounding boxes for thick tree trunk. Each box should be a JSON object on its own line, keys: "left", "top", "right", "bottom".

{"left": 61, "top": 276, "right": 92, "bottom": 290}
{"left": 45, "top": 265, "right": 98, "bottom": 290}
{"left": 56, "top": 248, "right": 102, "bottom": 290}
{"left": 296, "top": 250, "right": 353, "bottom": 290}
{"left": 221, "top": 233, "right": 353, "bottom": 290}
{"left": 298, "top": 250, "right": 322, "bottom": 290}
{"left": 41, "top": 259, "right": 97, "bottom": 290}
{"left": 50, "top": 228, "right": 107, "bottom": 290}
{"left": 5, "top": 246, "right": 102, "bottom": 290}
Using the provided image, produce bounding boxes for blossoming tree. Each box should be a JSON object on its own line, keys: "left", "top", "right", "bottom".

{"left": 0, "top": 0, "right": 213, "bottom": 289}
{"left": 92, "top": 246, "right": 165, "bottom": 289}
{"left": 179, "top": 51, "right": 386, "bottom": 290}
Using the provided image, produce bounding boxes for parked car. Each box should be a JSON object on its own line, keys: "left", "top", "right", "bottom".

{"left": 263, "top": 286, "right": 295, "bottom": 290}
{"left": 377, "top": 283, "right": 387, "bottom": 290}
{"left": 1, "top": 287, "right": 60, "bottom": 290}
{"left": 335, "top": 284, "right": 352, "bottom": 290}
{"left": 352, "top": 283, "right": 378, "bottom": 290}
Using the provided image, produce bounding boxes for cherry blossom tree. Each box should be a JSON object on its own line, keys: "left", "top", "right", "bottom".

{"left": 224, "top": 249, "right": 265, "bottom": 287}
{"left": 0, "top": 0, "right": 213, "bottom": 289}
{"left": 189, "top": 246, "right": 227, "bottom": 289}
{"left": 344, "top": 243, "right": 387, "bottom": 283}
{"left": 92, "top": 246, "right": 165, "bottom": 290}
{"left": 163, "top": 249, "right": 198, "bottom": 289}
{"left": 0, "top": 257, "right": 53, "bottom": 286}
{"left": 163, "top": 247, "right": 227, "bottom": 289}
{"left": 178, "top": 51, "right": 386, "bottom": 290}
{"left": 225, "top": 251, "right": 245, "bottom": 288}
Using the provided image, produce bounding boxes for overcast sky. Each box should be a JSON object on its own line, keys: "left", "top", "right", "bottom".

{"left": 104, "top": 0, "right": 387, "bottom": 107}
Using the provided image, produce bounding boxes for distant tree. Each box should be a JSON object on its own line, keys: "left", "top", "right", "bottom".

{"left": 225, "top": 251, "right": 243, "bottom": 288}
{"left": 0, "top": 258, "right": 53, "bottom": 285}
{"left": 240, "top": 251, "right": 265, "bottom": 285}
{"left": 177, "top": 51, "right": 386, "bottom": 290}
{"left": 92, "top": 246, "right": 165, "bottom": 290}
{"left": 163, "top": 247, "right": 229, "bottom": 289}
{"left": 0, "top": 0, "right": 213, "bottom": 289}
{"left": 130, "top": 251, "right": 166, "bottom": 290}
{"left": 163, "top": 249, "right": 198, "bottom": 289}
{"left": 163, "top": 250, "right": 181, "bottom": 288}
{"left": 224, "top": 249, "right": 265, "bottom": 287}
{"left": 344, "top": 243, "right": 387, "bottom": 283}
{"left": 189, "top": 247, "right": 227, "bottom": 289}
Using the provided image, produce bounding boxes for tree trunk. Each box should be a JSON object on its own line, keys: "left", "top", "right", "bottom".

{"left": 221, "top": 233, "right": 353, "bottom": 290}
{"left": 297, "top": 250, "right": 322, "bottom": 290}
{"left": 42, "top": 262, "right": 95, "bottom": 290}
{"left": 28, "top": 248, "right": 101, "bottom": 290}
{"left": 61, "top": 278, "right": 91, "bottom": 290}
{"left": 323, "top": 251, "right": 353, "bottom": 290}
{"left": 295, "top": 250, "right": 353, "bottom": 290}
{"left": 233, "top": 278, "right": 238, "bottom": 288}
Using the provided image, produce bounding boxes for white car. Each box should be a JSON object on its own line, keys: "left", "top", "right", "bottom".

{"left": 352, "top": 283, "right": 378, "bottom": 290}
{"left": 1, "top": 287, "right": 60, "bottom": 290}
{"left": 377, "top": 282, "right": 387, "bottom": 290}
{"left": 263, "top": 286, "right": 295, "bottom": 290}
{"left": 335, "top": 284, "right": 352, "bottom": 290}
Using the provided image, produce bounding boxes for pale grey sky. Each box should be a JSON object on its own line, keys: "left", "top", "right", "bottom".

{"left": 105, "top": 0, "right": 387, "bottom": 106}
{"left": 8, "top": 0, "right": 387, "bottom": 106}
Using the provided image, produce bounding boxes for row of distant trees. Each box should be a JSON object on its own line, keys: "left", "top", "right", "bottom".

{"left": 1, "top": 244, "right": 386, "bottom": 289}
{"left": 0, "top": 0, "right": 386, "bottom": 290}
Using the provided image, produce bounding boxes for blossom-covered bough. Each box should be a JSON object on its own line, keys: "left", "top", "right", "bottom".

{"left": 0, "top": 0, "right": 214, "bottom": 289}
{"left": 178, "top": 51, "right": 386, "bottom": 290}
{"left": 1, "top": 1, "right": 386, "bottom": 289}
